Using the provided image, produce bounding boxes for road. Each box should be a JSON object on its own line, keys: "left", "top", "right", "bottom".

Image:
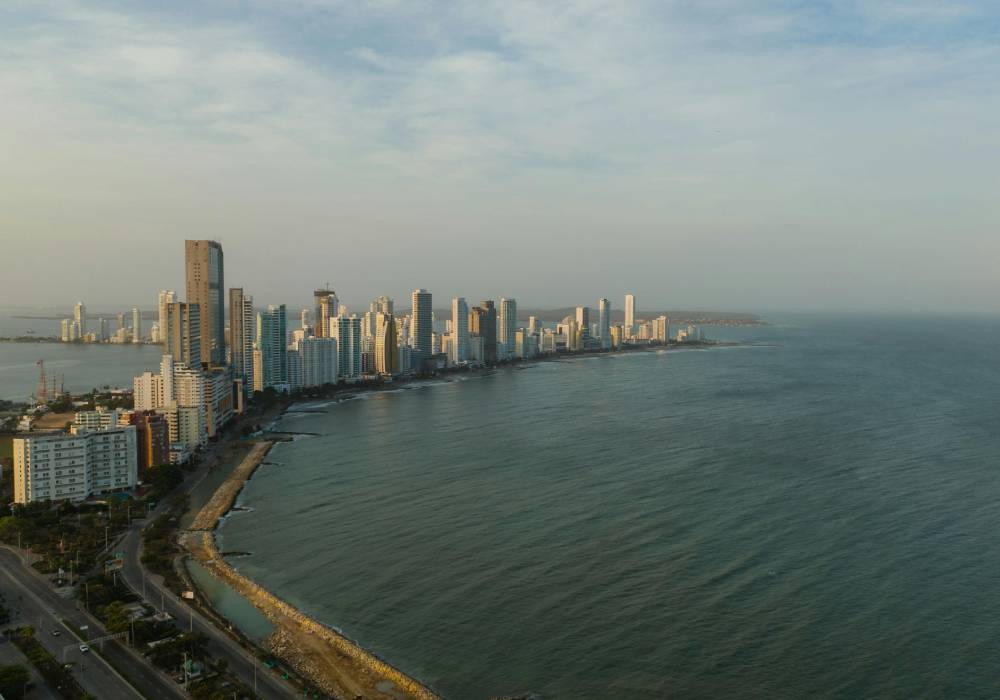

{"left": 115, "top": 439, "right": 299, "bottom": 700}
{"left": 0, "top": 548, "right": 172, "bottom": 700}
{"left": 0, "top": 631, "right": 59, "bottom": 700}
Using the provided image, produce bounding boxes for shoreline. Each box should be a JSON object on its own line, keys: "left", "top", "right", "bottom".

{"left": 182, "top": 438, "right": 440, "bottom": 700}
{"left": 176, "top": 339, "right": 763, "bottom": 699}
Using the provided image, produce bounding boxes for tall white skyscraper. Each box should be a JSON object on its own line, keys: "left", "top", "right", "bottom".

{"left": 624, "top": 294, "right": 636, "bottom": 338}
{"left": 498, "top": 298, "right": 517, "bottom": 356}
{"left": 73, "top": 301, "right": 86, "bottom": 337}
{"left": 451, "top": 297, "right": 469, "bottom": 364}
{"left": 575, "top": 306, "right": 590, "bottom": 340}
{"left": 598, "top": 298, "right": 611, "bottom": 349}
{"left": 132, "top": 307, "right": 142, "bottom": 343}
{"left": 158, "top": 290, "right": 176, "bottom": 346}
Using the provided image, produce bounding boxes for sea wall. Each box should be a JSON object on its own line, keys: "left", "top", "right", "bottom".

{"left": 184, "top": 439, "right": 439, "bottom": 700}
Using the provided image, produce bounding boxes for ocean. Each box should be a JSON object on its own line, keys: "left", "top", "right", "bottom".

{"left": 217, "top": 314, "right": 1000, "bottom": 699}
{"left": 0, "top": 307, "right": 163, "bottom": 401}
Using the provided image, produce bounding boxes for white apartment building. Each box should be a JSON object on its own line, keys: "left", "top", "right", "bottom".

{"left": 13, "top": 426, "right": 138, "bottom": 504}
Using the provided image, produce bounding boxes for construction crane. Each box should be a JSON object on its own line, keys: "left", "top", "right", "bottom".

{"left": 36, "top": 359, "right": 48, "bottom": 404}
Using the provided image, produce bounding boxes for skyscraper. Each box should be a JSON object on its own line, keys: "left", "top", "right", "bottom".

{"left": 158, "top": 290, "right": 176, "bottom": 346}
{"left": 313, "top": 289, "right": 338, "bottom": 338}
{"left": 598, "top": 298, "right": 611, "bottom": 349}
{"left": 164, "top": 302, "right": 201, "bottom": 367}
{"left": 73, "top": 301, "right": 86, "bottom": 337}
{"left": 625, "top": 294, "right": 636, "bottom": 338}
{"left": 477, "top": 300, "right": 498, "bottom": 365}
{"left": 256, "top": 304, "right": 288, "bottom": 389}
{"left": 576, "top": 306, "right": 590, "bottom": 340}
{"left": 411, "top": 289, "right": 433, "bottom": 365}
{"left": 185, "top": 240, "right": 225, "bottom": 365}
{"left": 299, "top": 336, "right": 337, "bottom": 387}
{"left": 499, "top": 298, "right": 516, "bottom": 358}
{"left": 333, "top": 315, "right": 362, "bottom": 380}
{"left": 451, "top": 297, "right": 469, "bottom": 365}
{"left": 229, "top": 288, "right": 255, "bottom": 387}
{"left": 375, "top": 314, "right": 399, "bottom": 376}
{"left": 132, "top": 307, "right": 142, "bottom": 343}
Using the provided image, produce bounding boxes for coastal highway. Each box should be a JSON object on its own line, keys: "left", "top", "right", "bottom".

{"left": 0, "top": 548, "right": 179, "bottom": 700}
{"left": 118, "top": 523, "right": 298, "bottom": 700}
{"left": 115, "top": 436, "right": 299, "bottom": 700}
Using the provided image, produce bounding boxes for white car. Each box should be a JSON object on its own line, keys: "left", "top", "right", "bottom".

{"left": 79, "top": 644, "right": 89, "bottom": 653}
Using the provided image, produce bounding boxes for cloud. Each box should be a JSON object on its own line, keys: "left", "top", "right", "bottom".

{"left": 0, "top": 0, "right": 998, "bottom": 310}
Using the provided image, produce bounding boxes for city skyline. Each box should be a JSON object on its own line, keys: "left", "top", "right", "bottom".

{"left": 2, "top": 3, "right": 998, "bottom": 313}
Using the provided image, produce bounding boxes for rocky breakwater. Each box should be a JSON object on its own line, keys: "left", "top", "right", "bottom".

{"left": 183, "top": 439, "right": 440, "bottom": 700}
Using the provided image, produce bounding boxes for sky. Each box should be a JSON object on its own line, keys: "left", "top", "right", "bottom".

{"left": 0, "top": 0, "right": 998, "bottom": 314}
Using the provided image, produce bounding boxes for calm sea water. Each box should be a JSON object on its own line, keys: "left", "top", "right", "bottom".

{"left": 0, "top": 308, "right": 163, "bottom": 401}
{"left": 216, "top": 315, "right": 999, "bottom": 698}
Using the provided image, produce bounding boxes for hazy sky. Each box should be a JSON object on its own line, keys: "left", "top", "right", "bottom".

{"left": 1, "top": 1, "right": 998, "bottom": 313}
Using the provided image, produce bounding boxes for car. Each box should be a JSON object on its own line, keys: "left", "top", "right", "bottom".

{"left": 79, "top": 644, "right": 89, "bottom": 653}
{"left": 51, "top": 630, "right": 61, "bottom": 637}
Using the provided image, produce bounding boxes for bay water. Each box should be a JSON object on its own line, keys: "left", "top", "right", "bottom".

{"left": 218, "top": 314, "right": 1000, "bottom": 698}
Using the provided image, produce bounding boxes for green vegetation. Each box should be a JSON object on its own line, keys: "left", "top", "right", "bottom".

{"left": 141, "top": 511, "right": 185, "bottom": 590}
{"left": 10, "top": 627, "right": 93, "bottom": 699}
{"left": 0, "top": 498, "right": 142, "bottom": 576}
{"left": 0, "top": 664, "right": 32, "bottom": 700}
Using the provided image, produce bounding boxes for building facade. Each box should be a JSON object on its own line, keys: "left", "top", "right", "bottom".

{"left": 13, "top": 427, "right": 138, "bottom": 504}
{"left": 164, "top": 302, "right": 202, "bottom": 368}
{"left": 411, "top": 289, "right": 433, "bottom": 366}
{"left": 228, "top": 288, "right": 255, "bottom": 387}
{"left": 185, "top": 239, "right": 225, "bottom": 365}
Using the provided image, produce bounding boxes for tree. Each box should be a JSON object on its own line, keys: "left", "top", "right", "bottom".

{"left": 0, "top": 664, "right": 31, "bottom": 699}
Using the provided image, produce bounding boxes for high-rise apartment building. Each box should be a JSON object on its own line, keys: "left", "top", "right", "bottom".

{"left": 132, "top": 307, "right": 142, "bottom": 343}
{"left": 411, "top": 289, "right": 433, "bottom": 365}
{"left": 185, "top": 240, "right": 225, "bottom": 365}
{"left": 299, "top": 336, "right": 338, "bottom": 387}
{"left": 164, "top": 302, "right": 201, "bottom": 368}
{"left": 228, "top": 288, "right": 255, "bottom": 387}
{"left": 127, "top": 411, "right": 169, "bottom": 476}
{"left": 451, "top": 297, "right": 469, "bottom": 364}
{"left": 470, "top": 300, "right": 498, "bottom": 365}
{"left": 13, "top": 427, "right": 137, "bottom": 504}
{"left": 256, "top": 304, "right": 288, "bottom": 389}
{"left": 74, "top": 301, "right": 87, "bottom": 337}
{"left": 333, "top": 315, "right": 362, "bottom": 380}
{"left": 576, "top": 306, "right": 591, "bottom": 340}
{"left": 652, "top": 316, "right": 670, "bottom": 343}
{"left": 498, "top": 298, "right": 516, "bottom": 358}
{"left": 313, "top": 289, "right": 338, "bottom": 338}
{"left": 158, "top": 290, "right": 176, "bottom": 345}
{"left": 625, "top": 294, "right": 636, "bottom": 338}
{"left": 375, "top": 314, "right": 399, "bottom": 376}
{"left": 598, "top": 298, "right": 611, "bottom": 349}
